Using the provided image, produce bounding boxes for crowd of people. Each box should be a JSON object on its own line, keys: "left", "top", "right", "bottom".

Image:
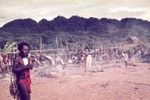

{"left": 66, "top": 46, "right": 144, "bottom": 68}
{"left": 0, "top": 45, "right": 145, "bottom": 77}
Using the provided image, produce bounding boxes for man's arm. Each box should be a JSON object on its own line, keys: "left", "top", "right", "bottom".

{"left": 28, "top": 56, "right": 34, "bottom": 70}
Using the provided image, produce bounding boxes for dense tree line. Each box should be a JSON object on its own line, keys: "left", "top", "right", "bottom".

{"left": 0, "top": 16, "right": 150, "bottom": 50}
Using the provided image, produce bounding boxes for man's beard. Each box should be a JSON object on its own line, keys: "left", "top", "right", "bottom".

{"left": 19, "top": 51, "right": 28, "bottom": 58}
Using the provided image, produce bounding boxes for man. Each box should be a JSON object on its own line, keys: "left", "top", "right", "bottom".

{"left": 85, "top": 52, "right": 93, "bottom": 72}
{"left": 0, "top": 54, "right": 3, "bottom": 74}
{"left": 2, "top": 53, "right": 10, "bottom": 74}
{"left": 12, "top": 42, "right": 33, "bottom": 100}
{"left": 122, "top": 51, "right": 129, "bottom": 67}
{"left": 56, "top": 55, "right": 65, "bottom": 75}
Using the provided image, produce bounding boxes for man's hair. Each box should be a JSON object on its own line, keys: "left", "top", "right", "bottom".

{"left": 18, "top": 42, "right": 30, "bottom": 51}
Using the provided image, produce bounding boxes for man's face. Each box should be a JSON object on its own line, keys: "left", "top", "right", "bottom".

{"left": 21, "top": 45, "right": 29, "bottom": 57}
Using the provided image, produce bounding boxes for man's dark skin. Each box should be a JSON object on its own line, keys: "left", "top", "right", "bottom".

{"left": 12, "top": 42, "right": 33, "bottom": 100}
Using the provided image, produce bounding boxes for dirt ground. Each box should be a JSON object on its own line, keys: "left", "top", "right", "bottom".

{"left": 0, "top": 62, "right": 150, "bottom": 100}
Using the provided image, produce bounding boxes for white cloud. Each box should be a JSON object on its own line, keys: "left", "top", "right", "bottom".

{"left": 110, "top": 7, "right": 147, "bottom": 13}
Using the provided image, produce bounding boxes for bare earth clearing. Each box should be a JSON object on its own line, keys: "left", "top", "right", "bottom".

{"left": 0, "top": 63, "right": 150, "bottom": 100}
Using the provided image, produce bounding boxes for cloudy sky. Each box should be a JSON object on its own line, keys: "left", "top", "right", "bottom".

{"left": 0, "top": 0, "right": 150, "bottom": 27}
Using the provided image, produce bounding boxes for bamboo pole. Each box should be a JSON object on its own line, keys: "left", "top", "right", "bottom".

{"left": 40, "top": 37, "right": 42, "bottom": 51}
{"left": 56, "top": 37, "right": 58, "bottom": 49}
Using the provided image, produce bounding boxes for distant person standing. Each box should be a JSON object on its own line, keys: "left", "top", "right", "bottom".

{"left": 122, "top": 51, "right": 129, "bottom": 67}
{"left": 56, "top": 55, "right": 65, "bottom": 75}
{"left": 12, "top": 42, "right": 33, "bottom": 100}
{"left": 0, "top": 54, "right": 3, "bottom": 74}
{"left": 1, "top": 53, "right": 10, "bottom": 74}
{"left": 85, "top": 53, "right": 93, "bottom": 73}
